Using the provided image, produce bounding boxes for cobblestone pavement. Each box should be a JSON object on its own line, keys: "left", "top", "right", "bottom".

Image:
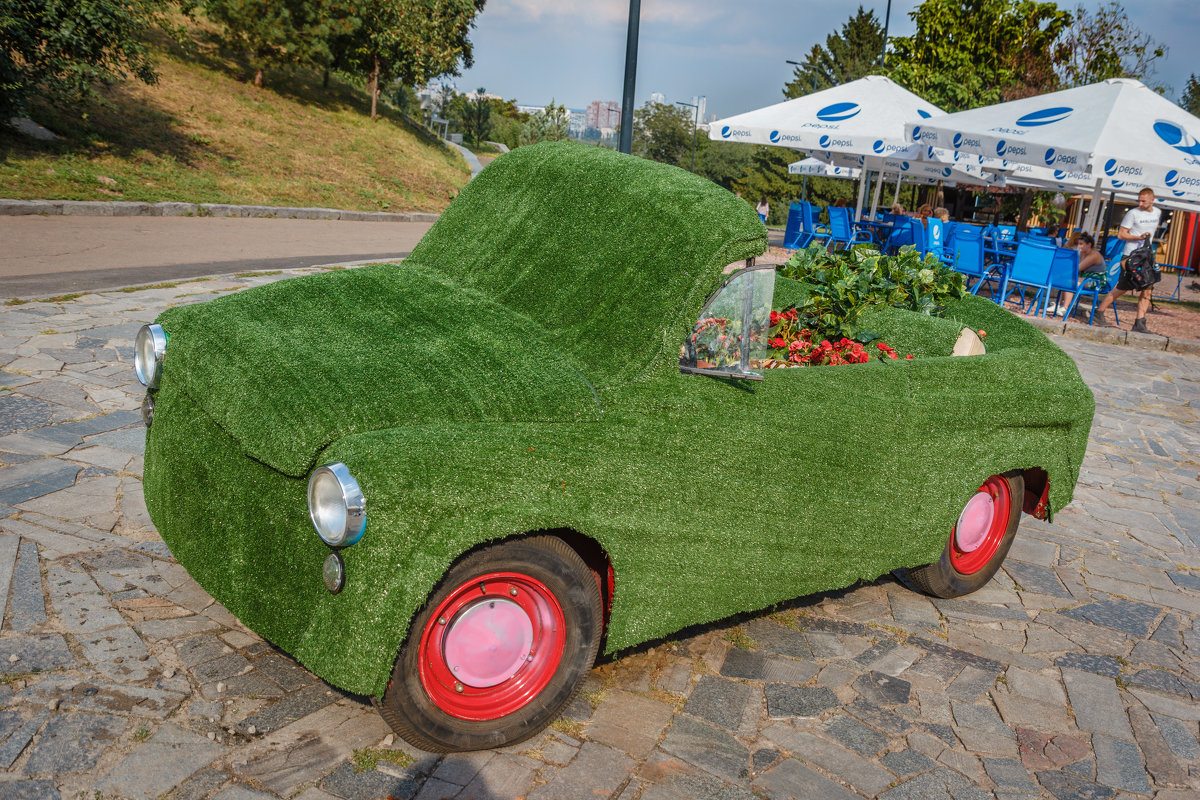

{"left": 1, "top": 270, "right": 1198, "bottom": 800}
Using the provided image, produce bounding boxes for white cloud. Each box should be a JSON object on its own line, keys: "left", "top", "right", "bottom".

{"left": 490, "top": 0, "right": 722, "bottom": 28}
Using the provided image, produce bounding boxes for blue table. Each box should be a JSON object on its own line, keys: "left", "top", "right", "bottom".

{"left": 1158, "top": 263, "right": 1197, "bottom": 301}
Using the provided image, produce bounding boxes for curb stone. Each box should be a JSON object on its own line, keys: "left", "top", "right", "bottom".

{"left": 0, "top": 199, "right": 439, "bottom": 223}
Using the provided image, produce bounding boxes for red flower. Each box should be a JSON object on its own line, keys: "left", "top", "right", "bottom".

{"left": 770, "top": 311, "right": 781, "bottom": 325}
{"left": 977, "top": 329, "right": 987, "bottom": 337}
{"left": 786, "top": 309, "right": 799, "bottom": 320}
{"left": 905, "top": 354, "right": 914, "bottom": 359}
{"left": 770, "top": 337, "right": 786, "bottom": 348}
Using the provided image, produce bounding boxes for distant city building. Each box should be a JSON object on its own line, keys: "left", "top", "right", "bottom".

{"left": 688, "top": 96, "right": 708, "bottom": 127}
{"left": 586, "top": 100, "right": 622, "bottom": 131}
{"left": 649, "top": 92, "right": 666, "bottom": 105}
{"left": 567, "top": 110, "right": 586, "bottom": 136}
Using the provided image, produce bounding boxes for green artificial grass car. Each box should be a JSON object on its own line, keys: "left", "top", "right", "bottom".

{"left": 137, "top": 142, "right": 1094, "bottom": 752}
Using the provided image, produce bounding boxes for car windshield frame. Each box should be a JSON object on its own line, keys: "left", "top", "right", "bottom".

{"left": 679, "top": 261, "right": 776, "bottom": 382}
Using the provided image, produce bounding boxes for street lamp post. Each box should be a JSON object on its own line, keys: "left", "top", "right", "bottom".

{"left": 676, "top": 99, "right": 700, "bottom": 172}
{"left": 785, "top": 60, "right": 818, "bottom": 94}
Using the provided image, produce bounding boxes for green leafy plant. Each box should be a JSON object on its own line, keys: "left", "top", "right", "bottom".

{"left": 777, "top": 243, "right": 967, "bottom": 341}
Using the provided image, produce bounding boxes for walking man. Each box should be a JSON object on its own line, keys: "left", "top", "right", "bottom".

{"left": 1095, "top": 187, "right": 1161, "bottom": 333}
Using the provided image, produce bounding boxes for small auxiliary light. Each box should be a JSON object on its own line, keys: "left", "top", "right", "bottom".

{"left": 323, "top": 552, "right": 346, "bottom": 594}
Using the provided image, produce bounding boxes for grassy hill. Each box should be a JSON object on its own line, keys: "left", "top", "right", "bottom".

{"left": 0, "top": 27, "right": 469, "bottom": 212}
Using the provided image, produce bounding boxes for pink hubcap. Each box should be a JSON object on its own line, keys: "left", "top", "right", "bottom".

{"left": 949, "top": 476, "right": 1012, "bottom": 576}
{"left": 442, "top": 599, "right": 534, "bottom": 688}
{"left": 954, "top": 492, "right": 995, "bottom": 553}
{"left": 418, "top": 571, "right": 566, "bottom": 721}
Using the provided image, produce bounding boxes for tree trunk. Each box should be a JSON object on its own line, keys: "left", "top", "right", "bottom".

{"left": 254, "top": 67, "right": 263, "bottom": 88}
{"left": 369, "top": 57, "right": 380, "bottom": 120}
{"left": 1017, "top": 189, "right": 1033, "bottom": 232}
{"left": 322, "top": 69, "right": 330, "bottom": 89}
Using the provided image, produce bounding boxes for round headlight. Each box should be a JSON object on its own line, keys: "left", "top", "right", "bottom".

{"left": 135, "top": 324, "right": 167, "bottom": 388}
{"left": 307, "top": 463, "right": 366, "bottom": 547}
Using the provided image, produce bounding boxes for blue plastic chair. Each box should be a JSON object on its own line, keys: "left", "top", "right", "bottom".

{"left": 826, "top": 206, "right": 873, "bottom": 250}
{"left": 1069, "top": 241, "right": 1125, "bottom": 325}
{"left": 783, "top": 203, "right": 805, "bottom": 249}
{"left": 926, "top": 219, "right": 945, "bottom": 260}
{"left": 1045, "top": 247, "right": 1081, "bottom": 318}
{"left": 1000, "top": 242, "right": 1057, "bottom": 316}
{"left": 799, "top": 202, "right": 831, "bottom": 249}
{"left": 948, "top": 226, "right": 987, "bottom": 293}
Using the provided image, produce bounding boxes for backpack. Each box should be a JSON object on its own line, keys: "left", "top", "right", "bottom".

{"left": 1122, "top": 239, "right": 1160, "bottom": 291}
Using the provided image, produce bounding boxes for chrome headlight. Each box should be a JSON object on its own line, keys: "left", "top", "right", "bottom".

{"left": 307, "top": 463, "right": 366, "bottom": 547}
{"left": 134, "top": 324, "right": 167, "bottom": 388}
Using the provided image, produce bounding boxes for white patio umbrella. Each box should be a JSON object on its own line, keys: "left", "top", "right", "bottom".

{"left": 787, "top": 158, "right": 861, "bottom": 179}
{"left": 905, "top": 78, "right": 1200, "bottom": 229}
{"left": 710, "top": 75, "right": 944, "bottom": 215}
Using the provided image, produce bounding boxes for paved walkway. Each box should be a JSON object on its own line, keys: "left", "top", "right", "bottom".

{"left": 0, "top": 268, "right": 1197, "bottom": 800}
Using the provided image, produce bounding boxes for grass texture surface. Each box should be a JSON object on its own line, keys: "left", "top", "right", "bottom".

{"left": 144, "top": 142, "right": 1094, "bottom": 697}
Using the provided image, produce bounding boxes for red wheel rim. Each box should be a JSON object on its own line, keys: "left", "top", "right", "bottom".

{"left": 418, "top": 571, "right": 566, "bottom": 721}
{"left": 949, "top": 476, "right": 1012, "bottom": 575}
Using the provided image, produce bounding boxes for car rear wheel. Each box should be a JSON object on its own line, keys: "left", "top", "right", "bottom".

{"left": 905, "top": 472, "right": 1023, "bottom": 598}
{"left": 379, "top": 536, "right": 602, "bottom": 752}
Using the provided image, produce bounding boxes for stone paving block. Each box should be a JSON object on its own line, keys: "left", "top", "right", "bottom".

{"left": 0, "top": 780, "right": 60, "bottom": 800}
{"left": 321, "top": 762, "right": 421, "bottom": 800}
{"left": 802, "top": 630, "right": 845, "bottom": 658}
{"left": 47, "top": 564, "right": 126, "bottom": 633}
{"left": 586, "top": 689, "right": 675, "bottom": 760}
{"left": 78, "top": 625, "right": 158, "bottom": 681}
{"left": 658, "top": 715, "right": 748, "bottom": 783}
{"left": 1128, "top": 705, "right": 1189, "bottom": 788}
{"left": 231, "top": 702, "right": 392, "bottom": 797}
{"left": 719, "top": 647, "right": 765, "bottom": 679}
{"left": 0, "top": 710, "right": 49, "bottom": 769}
{"left": 529, "top": 741, "right": 635, "bottom": 800}
{"left": 193, "top": 652, "right": 251, "bottom": 683}
{"left": 23, "top": 712, "right": 125, "bottom": 774}
{"left": 1152, "top": 714, "right": 1200, "bottom": 761}
{"left": 880, "top": 749, "right": 935, "bottom": 776}
{"left": 0, "top": 533, "right": 20, "bottom": 624}
{"left": 742, "top": 617, "right": 812, "bottom": 659}
{"left": 252, "top": 653, "right": 315, "bottom": 692}
{"left": 852, "top": 670, "right": 911, "bottom": 705}
{"left": 845, "top": 698, "right": 911, "bottom": 735}
{"left": 1124, "top": 668, "right": 1193, "bottom": 698}
{"left": 136, "top": 614, "right": 222, "bottom": 640}
{"left": 821, "top": 714, "right": 887, "bottom": 757}
{"left": 1006, "top": 667, "right": 1067, "bottom": 705}
{"left": 760, "top": 656, "right": 818, "bottom": 684}
{"left": 932, "top": 596, "right": 1029, "bottom": 622}
{"left": 1005, "top": 560, "right": 1072, "bottom": 598}
{"left": 907, "top": 653, "right": 964, "bottom": 683}
{"left": 0, "top": 397, "right": 71, "bottom": 437}
{"left": 992, "top": 691, "right": 1074, "bottom": 735}
{"left": 430, "top": 751, "right": 494, "bottom": 785}
{"left": 951, "top": 700, "right": 1014, "bottom": 739}
{"left": 753, "top": 757, "right": 859, "bottom": 800}
{"left": 0, "top": 633, "right": 74, "bottom": 674}
{"left": 1016, "top": 727, "right": 1092, "bottom": 773}
{"left": 1054, "top": 653, "right": 1121, "bottom": 678}
{"left": 1062, "top": 668, "right": 1133, "bottom": 741}
{"left": 762, "top": 722, "right": 895, "bottom": 797}
{"left": 176, "top": 633, "right": 232, "bottom": 667}
{"left": 457, "top": 753, "right": 539, "bottom": 800}
{"left": 9, "top": 538, "right": 45, "bottom": 631}
{"left": 17, "top": 676, "right": 186, "bottom": 718}
{"left": 1092, "top": 734, "right": 1152, "bottom": 794}
{"left": 906, "top": 636, "right": 1003, "bottom": 674}
{"left": 946, "top": 665, "right": 999, "bottom": 701}
{"left": 637, "top": 752, "right": 758, "bottom": 800}
{"left": 94, "top": 722, "right": 225, "bottom": 800}
{"left": 684, "top": 675, "right": 756, "bottom": 731}
{"left": 763, "top": 683, "right": 838, "bottom": 719}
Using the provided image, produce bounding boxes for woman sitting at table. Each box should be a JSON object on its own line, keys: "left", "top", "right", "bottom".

{"left": 890, "top": 203, "right": 905, "bottom": 215}
{"left": 917, "top": 203, "right": 933, "bottom": 227}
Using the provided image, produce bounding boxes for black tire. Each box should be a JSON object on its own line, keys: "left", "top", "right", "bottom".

{"left": 905, "top": 472, "right": 1024, "bottom": 599}
{"left": 379, "top": 536, "right": 602, "bottom": 752}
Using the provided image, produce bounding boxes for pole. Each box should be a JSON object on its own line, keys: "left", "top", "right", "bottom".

{"left": 802, "top": 175, "right": 808, "bottom": 202}
{"left": 880, "top": 0, "right": 892, "bottom": 68}
{"left": 870, "top": 169, "right": 885, "bottom": 218}
{"left": 618, "top": 0, "right": 641, "bottom": 155}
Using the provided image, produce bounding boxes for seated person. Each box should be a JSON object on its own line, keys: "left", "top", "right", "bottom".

{"left": 916, "top": 203, "right": 933, "bottom": 228}
{"left": 934, "top": 207, "right": 950, "bottom": 222}
{"left": 1052, "top": 232, "right": 1106, "bottom": 319}
{"left": 890, "top": 203, "right": 906, "bottom": 215}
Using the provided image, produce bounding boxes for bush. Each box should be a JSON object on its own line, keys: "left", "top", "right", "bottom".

{"left": 777, "top": 243, "right": 967, "bottom": 342}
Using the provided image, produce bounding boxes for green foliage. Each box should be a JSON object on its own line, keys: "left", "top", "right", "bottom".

{"left": 777, "top": 243, "right": 968, "bottom": 341}
{"left": 731, "top": 146, "right": 807, "bottom": 225}
{"left": 632, "top": 101, "right": 693, "bottom": 167}
{"left": 693, "top": 138, "right": 753, "bottom": 191}
{"left": 1054, "top": 2, "right": 1165, "bottom": 88}
{"left": 784, "top": 6, "right": 885, "bottom": 98}
{"left": 0, "top": 0, "right": 179, "bottom": 122}
{"left": 519, "top": 100, "right": 568, "bottom": 146}
{"left": 204, "top": 0, "right": 357, "bottom": 87}
{"left": 887, "top": 0, "right": 1071, "bottom": 111}
{"left": 333, "top": 0, "right": 485, "bottom": 119}
{"left": 1181, "top": 74, "right": 1200, "bottom": 117}
{"left": 460, "top": 87, "right": 491, "bottom": 147}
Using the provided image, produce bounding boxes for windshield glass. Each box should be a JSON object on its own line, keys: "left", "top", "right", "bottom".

{"left": 680, "top": 266, "right": 775, "bottom": 377}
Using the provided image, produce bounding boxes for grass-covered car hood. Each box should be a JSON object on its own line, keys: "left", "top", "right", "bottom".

{"left": 155, "top": 263, "right": 601, "bottom": 476}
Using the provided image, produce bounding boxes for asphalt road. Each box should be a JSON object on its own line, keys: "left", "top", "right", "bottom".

{"left": 0, "top": 216, "right": 434, "bottom": 297}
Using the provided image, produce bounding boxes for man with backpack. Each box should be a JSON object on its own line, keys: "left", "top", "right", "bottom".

{"left": 1095, "top": 188, "right": 1162, "bottom": 333}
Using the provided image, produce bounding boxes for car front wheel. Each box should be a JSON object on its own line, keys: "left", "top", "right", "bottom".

{"left": 905, "top": 472, "right": 1024, "bottom": 598}
{"left": 379, "top": 536, "right": 602, "bottom": 752}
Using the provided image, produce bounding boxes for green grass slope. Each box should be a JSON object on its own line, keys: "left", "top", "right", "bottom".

{"left": 0, "top": 29, "right": 469, "bottom": 212}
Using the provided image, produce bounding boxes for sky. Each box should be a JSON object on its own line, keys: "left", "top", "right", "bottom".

{"left": 452, "top": 0, "right": 1200, "bottom": 119}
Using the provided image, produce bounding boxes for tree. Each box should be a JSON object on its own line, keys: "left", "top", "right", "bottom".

{"left": 784, "top": 6, "right": 885, "bottom": 98}
{"left": 887, "top": 0, "right": 1071, "bottom": 111}
{"left": 1054, "top": 2, "right": 1165, "bottom": 88}
{"left": 338, "top": 0, "right": 486, "bottom": 120}
{"left": 632, "top": 101, "right": 692, "bottom": 167}
{"left": 732, "top": 146, "right": 814, "bottom": 225}
{"left": 519, "top": 100, "right": 568, "bottom": 146}
{"left": 0, "top": 0, "right": 178, "bottom": 124}
{"left": 459, "top": 87, "right": 491, "bottom": 146}
{"left": 1182, "top": 74, "right": 1200, "bottom": 117}
{"left": 205, "top": 0, "right": 357, "bottom": 88}
{"left": 693, "top": 138, "right": 754, "bottom": 191}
